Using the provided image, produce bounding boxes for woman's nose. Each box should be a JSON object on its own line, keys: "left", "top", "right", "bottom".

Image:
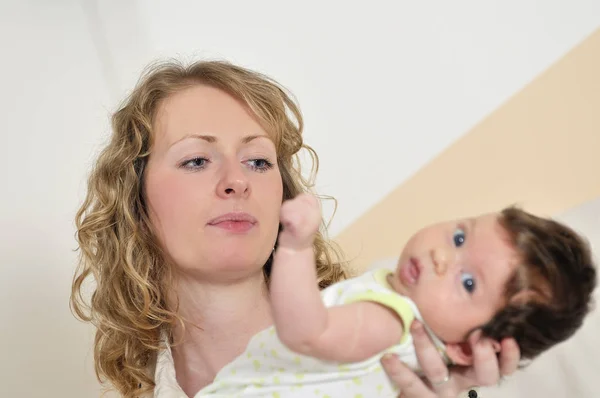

{"left": 216, "top": 164, "right": 250, "bottom": 199}
{"left": 431, "top": 247, "right": 450, "bottom": 275}
{"left": 220, "top": 179, "right": 249, "bottom": 198}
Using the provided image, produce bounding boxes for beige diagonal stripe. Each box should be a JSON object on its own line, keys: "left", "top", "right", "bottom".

{"left": 336, "top": 27, "right": 600, "bottom": 274}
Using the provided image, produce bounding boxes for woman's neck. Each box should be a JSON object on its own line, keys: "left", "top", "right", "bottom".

{"left": 169, "top": 271, "right": 273, "bottom": 396}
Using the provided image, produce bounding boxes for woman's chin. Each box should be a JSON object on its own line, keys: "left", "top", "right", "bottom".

{"left": 178, "top": 251, "right": 269, "bottom": 281}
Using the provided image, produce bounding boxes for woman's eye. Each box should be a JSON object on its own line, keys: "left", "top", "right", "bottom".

{"left": 453, "top": 228, "right": 466, "bottom": 247}
{"left": 461, "top": 272, "right": 476, "bottom": 294}
{"left": 180, "top": 157, "right": 208, "bottom": 169}
{"left": 247, "top": 158, "right": 274, "bottom": 172}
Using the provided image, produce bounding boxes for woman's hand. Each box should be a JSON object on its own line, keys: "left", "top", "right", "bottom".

{"left": 381, "top": 321, "right": 520, "bottom": 398}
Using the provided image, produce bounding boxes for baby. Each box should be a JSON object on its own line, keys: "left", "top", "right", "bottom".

{"left": 198, "top": 193, "right": 597, "bottom": 398}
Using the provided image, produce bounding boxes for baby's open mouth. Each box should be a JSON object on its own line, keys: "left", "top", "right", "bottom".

{"left": 400, "top": 257, "right": 421, "bottom": 285}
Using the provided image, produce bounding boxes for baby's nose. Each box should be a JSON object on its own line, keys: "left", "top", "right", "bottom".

{"left": 431, "top": 248, "right": 449, "bottom": 275}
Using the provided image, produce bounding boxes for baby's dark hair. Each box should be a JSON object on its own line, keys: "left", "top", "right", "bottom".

{"left": 480, "top": 206, "right": 597, "bottom": 361}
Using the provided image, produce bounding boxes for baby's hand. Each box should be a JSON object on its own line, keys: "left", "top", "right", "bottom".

{"left": 278, "top": 193, "right": 321, "bottom": 251}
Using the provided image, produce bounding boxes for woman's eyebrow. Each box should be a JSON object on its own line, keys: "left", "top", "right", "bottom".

{"left": 169, "top": 133, "right": 215, "bottom": 148}
{"left": 169, "top": 133, "right": 268, "bottom": 148}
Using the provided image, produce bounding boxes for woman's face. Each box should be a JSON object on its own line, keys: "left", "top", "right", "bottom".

{"left": 145, "top": 84, "right": 283, "bottom": 282}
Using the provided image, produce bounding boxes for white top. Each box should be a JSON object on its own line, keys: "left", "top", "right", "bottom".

{"left": 152, "top": 269, "right": 448, "bottom": 397}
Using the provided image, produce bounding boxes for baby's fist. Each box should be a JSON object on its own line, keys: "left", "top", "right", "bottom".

{"left": 278, "top": 193, "right": 321, "bottom": 251}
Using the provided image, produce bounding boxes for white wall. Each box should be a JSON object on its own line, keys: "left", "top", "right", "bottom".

{"left": 0, "top": 1, "right": 113, "bottom": 396}
{"left": 0, "top": 1, "right": 598, "bottom": 396}
{"left": 130, "top": 0, "right": 600, "bottom": 235}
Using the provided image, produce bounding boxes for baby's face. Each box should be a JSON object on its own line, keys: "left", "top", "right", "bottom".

{"left": 388, "top": 213, "right": 519, "bottom": 343}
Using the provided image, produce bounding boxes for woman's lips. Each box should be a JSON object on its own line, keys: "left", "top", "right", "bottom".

{"left": 210, "top": 220, "right": 255, "bottom": 233}
{"left": 207, "top": 212, "right": 257, "bottom": 233}
{"left": 400, "top": 257, "right": 421, "bottom": 286}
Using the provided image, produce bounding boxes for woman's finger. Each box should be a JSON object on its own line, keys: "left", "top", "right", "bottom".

{"left": 450, "top": 333, "right": 521, "bottom": 393}
{"left": 410, "top": 321, "right": 453, "bottom": 387}
{"left": 469, "top": 330, "right": 501, "bottom": 386}
{"left": 498, "top": 337, "right": 521, "bottom": 376}
{"left": 380, "top": 353, "right": 434, "bottom": 398}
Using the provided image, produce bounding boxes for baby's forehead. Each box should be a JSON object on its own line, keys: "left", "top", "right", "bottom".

{"left": 466, "top": 215, "right": 520, "bottom": 263}
{"left": 472, "top": 212, "right": 501, "bottom": 223}
{"left": 468, "top": 212, "right": 507, "bottom": 235}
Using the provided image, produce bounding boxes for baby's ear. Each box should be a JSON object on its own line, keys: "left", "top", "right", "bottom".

{"left": 445, "top": 339, "right": 502, "bottom": 366}
{"left": 444, "top": 342, "right": 474, "bottom": 366}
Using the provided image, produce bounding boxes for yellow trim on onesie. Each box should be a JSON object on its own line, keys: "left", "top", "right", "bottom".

{"left": 344, "top": 292, "right": 414, "bottom": 343}
{"left": 370, "top": 269, "right": 451, "bottom": 364}
{"left": 372, "top": 267, "right": 395, "bottom": 289}
{"left": 343, "top": 270, "right": 415, "bottom": 344}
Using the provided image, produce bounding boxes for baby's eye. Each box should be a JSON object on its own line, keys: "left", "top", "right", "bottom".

{"left": 461, "top": 272, "right": 476, "bottom": 294}
{"left": 453, "top": 228, "right": 466, "bottom": 247}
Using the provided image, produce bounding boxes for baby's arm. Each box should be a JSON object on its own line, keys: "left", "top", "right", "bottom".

{"left": 270, "top": 194, "right": 405, "bottom": 363}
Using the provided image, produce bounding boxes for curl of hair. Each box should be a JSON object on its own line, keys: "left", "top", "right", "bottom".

{"left": 481, "top": 206, "right": 597, "bottom": 364}
{"left": 70, "top": 59, "right": 348, "bottom": 397}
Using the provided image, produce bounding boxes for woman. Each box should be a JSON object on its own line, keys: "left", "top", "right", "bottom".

{"left": 70, "top": 59, "right": 520, "bottom": 397}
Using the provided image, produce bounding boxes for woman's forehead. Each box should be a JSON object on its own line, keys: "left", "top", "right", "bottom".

{"left": 153, "top": 85, "right": 272, "bottom": 149}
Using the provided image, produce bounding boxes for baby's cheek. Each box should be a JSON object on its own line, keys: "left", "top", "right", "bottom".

{"left": 419, "top": 299, "right": 464, "bottom": 342}
{"left": 416, "top": 296, "right": 446, "bottom": 325}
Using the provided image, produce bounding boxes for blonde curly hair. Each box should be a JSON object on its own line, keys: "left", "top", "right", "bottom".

{"left": 70, "top": 59, "right": 349, "bottom": 397}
